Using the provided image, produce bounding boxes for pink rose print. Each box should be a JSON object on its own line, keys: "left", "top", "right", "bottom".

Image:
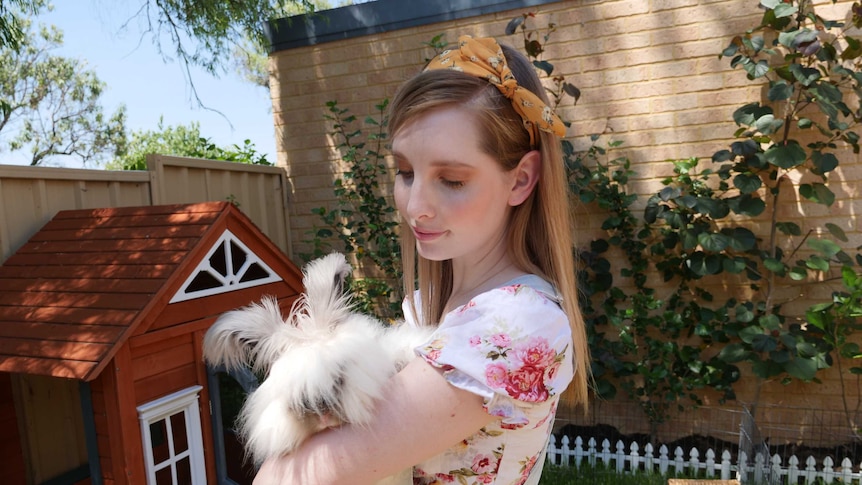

{"left": 469, "top": 335, "right": 482, "bottom": 347}
{"left": 471, "top": 453, "right": 499, "bottom": 484}
{"left": 513, "top": 337, "right": 555, "bottom": 368}
{"left": 500, "top": 284, "right": 522, "bottom": 294}
{"left": 434, "top": 473, "right": 455, "bottom": 483}
{"left": 472, "top": 454, "right": 495, "bottom": 474}
{"left": 483, "top": 336, "right": 559, "bottom": 402}
{"left": 516, "top": 454, "right": 539, "bottom": 485}
{"left": 456, "top": 300, "right": 476, "bottom": 313}
{"left": 484, "top": 362, "right": 508, "bottom": 388}
{"left": 506, "top": 365, "right": 549, "bottom": 402}
{"left": 489, "top": 333, "right": 511, "bottom": 348}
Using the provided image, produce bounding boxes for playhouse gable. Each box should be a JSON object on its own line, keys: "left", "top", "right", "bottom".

{"left": 170, "top": 229, "right": 282, "bottom": 303}
{"left": 0, "top": 201, "right": 302, "bottom": 381}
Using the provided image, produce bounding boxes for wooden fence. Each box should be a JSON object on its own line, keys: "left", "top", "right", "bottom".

{"left": 547, "top": 435, "right": 862, "bottom": 485}
{"left": 0, "top": 155, "right": 294, "bottom": 264}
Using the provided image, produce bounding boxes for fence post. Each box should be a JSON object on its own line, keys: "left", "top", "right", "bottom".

{"left": 721, "top": 449, "right": 732, "bottom": 480}
{"left": 645, "top": 443, "right": 655, "bottom": 475}
{"left": 616, "top": 440, "right": 626, "bottom": 473}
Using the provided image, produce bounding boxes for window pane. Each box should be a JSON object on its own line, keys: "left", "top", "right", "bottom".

{"left": 150, "top": 419, "right": 170, "bottom": 464}
{"left": 171, "top": 411, "right": 189, "bottom": 453}
{"left": 176, "top": 457, "right": 192, "bottom": 485}
{"left": 155, "top": 465, "right": 173, "bottom": 485}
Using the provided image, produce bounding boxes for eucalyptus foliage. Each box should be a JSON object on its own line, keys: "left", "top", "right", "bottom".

{"left": 111, "top": 119, "right": 271, "bottom": 171}
{"left": 0, "top": 18, "right": 127, "bottom": 166}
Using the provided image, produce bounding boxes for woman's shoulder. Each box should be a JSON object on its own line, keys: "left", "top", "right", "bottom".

{"left": 453, "top": 275, "right": 563, "bottom": 317}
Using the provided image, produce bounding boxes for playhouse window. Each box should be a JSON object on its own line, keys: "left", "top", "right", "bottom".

{"left": 138, "top": 386, "right": 206, "bottom": 485}
{"left": 170, "top": 229, "right": 282, "bottom": 303}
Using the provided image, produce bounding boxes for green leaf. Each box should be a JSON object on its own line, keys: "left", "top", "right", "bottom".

{"left": 790, "top": 63, "right": 821, "bottom": 86}
{"left": 799, "top": 183, "right": 835, "bottom": 206}
{"left": 695, "top": 197, "right": 730, "bottom": 218}
{"left": 773, "top": 2, "right": 798, "bottom": 18}
{"left": 740, "top": 328, "right": 761, "bottom": 347}
{"left": 786, "top": 357, "right": 818, "bottom": 381}
{"left": 826, "top": 223, "right": 848, "bottom": 242}
{"left": 718, "top": 343, "right": 748, "bottom": 363}
{"left": 737, "top": 305, "right": 755, "bottom": 324}
{"left": 723, "top": 227, "right": 757, "bottom": 251}
{"left": 724, "top": 257, "right": 747, "bottom": 273}
{"left": 727, "top": 194, "right": 766, "bottom": 216}
{"left": 533, "top": 60, "right": 554, "bottom": 76}
{"left": 733, "top": 173, "right": 762, "bottom": 193}
{"left": 805, "top": 255, "right": 830, "bottom": 272}
{"left": 840, "top": 342, "right": 862, "bottom": 359}
{"left": 699, "top": 232, "right": 730, "bottom": 252}
{"left": 733, "top": 103, "right": 772, "bottom": 126}
{"left": 687, "top": 252, "right": 722, "bottom": 276}
{"left": 768, "top": 81, "right": 794, "bottom": 101}
{"left": 764, "top": 142, "right": 807, "bottom": 168}
{"left": 789, "top": 266, "right": 808, "bottom": 280}
{"left": 752, "top": 334, "right": 778, "bottom": 352}
{"left": 764, "top": 258, "right": 786, "bottom": 274}
{"left": 811, "top": 151, "right": 839, "bottom": 174}
{"left": 754, "top": 114, "right": 784, "bottom": 135}
{"left": 505, "top": 16, "right": 524, "bottom": 35}
{"left": 776, "top": 222, "right": 802, "bottom": 236}
{"left": 808, "top": 238, "right": 842, "bottom": 258}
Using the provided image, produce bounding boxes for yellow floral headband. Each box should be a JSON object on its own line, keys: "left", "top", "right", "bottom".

{"left": 424, "top": 35, "right": 566, "bottom": 147}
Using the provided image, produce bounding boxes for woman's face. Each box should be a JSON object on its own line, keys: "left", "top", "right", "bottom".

{"left": 392, "top": 107, "right": 518, "bottom": 264}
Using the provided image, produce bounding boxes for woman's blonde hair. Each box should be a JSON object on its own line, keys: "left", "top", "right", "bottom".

{"left": 388, "top": 42, "right": 590, "bottom": 408}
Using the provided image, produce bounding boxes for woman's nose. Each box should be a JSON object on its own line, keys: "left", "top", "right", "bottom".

{"left": 405, "top": 180, "right": 434, "bottom": 221}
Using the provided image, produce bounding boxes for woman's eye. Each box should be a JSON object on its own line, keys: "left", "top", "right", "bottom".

{"left": 395, "top": 169, "right": 413, "bottom": 180}
{"left": 442, "top": 179, "right": 465, "bottom": 189}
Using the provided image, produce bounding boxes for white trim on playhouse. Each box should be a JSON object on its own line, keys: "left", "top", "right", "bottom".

{"left": 170, "top": 229, "right": 282, "bottom": 303}
{"left": 137, "top": 385, "right": 206, "bottom": 485}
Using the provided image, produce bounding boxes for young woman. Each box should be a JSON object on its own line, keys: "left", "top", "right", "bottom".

{"left": 254, "top": 35, "right": 590, "bottom": 485}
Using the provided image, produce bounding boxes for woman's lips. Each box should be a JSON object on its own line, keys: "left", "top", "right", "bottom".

{"left": 412, "top": 227, "right": 446, "bottom": 242}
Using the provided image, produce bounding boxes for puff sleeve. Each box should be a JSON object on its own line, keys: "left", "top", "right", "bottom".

{"left": 411, "top": 284, "right": 574, "bottom": 428}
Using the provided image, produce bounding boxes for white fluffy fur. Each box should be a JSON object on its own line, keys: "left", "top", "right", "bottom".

{"left": 203, "top": 252, "right": 432, "bottom": 483}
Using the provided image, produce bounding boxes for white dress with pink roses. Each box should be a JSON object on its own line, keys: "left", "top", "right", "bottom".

{"left": 406, "top": 276, "right": 575, "bottom": 485}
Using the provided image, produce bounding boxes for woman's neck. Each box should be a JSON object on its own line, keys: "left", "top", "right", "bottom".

{"left": 445, "top": 251, "right": 525, "bottom": 314}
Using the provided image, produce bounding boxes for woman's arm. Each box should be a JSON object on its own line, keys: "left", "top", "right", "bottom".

{"left": 253, "top": 356, "right": 496, "bottom": 485}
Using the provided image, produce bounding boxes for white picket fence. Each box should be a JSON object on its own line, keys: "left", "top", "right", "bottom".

{"left": 546, "top": 435, "right": 862, "bottom": 484}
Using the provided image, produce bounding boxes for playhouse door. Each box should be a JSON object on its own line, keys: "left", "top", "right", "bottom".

{"left": 137, "top": 386, "right": 207, "bottom": 484}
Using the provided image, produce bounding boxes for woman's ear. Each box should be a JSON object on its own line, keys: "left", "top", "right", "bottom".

{"left": 508, "top": 150, "right": 541, "bottom": 206}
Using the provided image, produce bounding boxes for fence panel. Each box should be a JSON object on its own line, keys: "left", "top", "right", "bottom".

{"left": 0, "top": 158, "right": 293, "bottom": 264}
{"left": 0, "top": 165, "right": 151, "bottom": 261}
{"left": 147, "top": 154, "right": 292, "bottom": 256}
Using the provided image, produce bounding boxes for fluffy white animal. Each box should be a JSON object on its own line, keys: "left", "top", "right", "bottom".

{"left": 203, "top": 252, "right": 432, "bottom": 483}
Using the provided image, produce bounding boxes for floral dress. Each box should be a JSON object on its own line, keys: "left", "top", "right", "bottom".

{"left": 406, "top": 276, "right": 575, "bottom": 485}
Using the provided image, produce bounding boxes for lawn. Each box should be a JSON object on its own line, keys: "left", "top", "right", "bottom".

{"left": 540, "top": 463, "right": 685, "bottom": 485}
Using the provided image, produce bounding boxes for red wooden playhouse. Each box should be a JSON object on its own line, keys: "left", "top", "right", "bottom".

{"left": 0, "top": 201, "right": 304, "bottom": 484}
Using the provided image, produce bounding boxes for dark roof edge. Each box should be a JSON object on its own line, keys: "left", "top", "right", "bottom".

{"left": 266, "top": 0, "right": 562, "bottom": 52}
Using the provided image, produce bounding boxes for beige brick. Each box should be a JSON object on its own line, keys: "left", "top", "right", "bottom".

{"left": 603, "top": 65, "right": 650, "bottom": 85}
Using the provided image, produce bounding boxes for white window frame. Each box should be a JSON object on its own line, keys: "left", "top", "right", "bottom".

{"left": 137, "top": 385, "right": 207, "bottom": 485}
{"left": 170, "top": 229, "right": 282, "bottom": 303}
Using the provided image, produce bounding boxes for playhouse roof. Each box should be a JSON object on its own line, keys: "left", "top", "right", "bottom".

{"left": 0, "top": 201, "right": 300, "bottom": 381}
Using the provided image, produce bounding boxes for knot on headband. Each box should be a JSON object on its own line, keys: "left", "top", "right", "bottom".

{"left": 424, "top": 35, "right": 566, "bottom": 147}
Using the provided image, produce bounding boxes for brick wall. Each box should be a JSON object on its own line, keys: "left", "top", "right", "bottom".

{"left": 269, "top": 0, "right": 862, "bottom": 440}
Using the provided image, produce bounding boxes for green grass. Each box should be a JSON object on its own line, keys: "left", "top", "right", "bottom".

{"left": 540, "top": 463, "right": 689, "bottom": 485}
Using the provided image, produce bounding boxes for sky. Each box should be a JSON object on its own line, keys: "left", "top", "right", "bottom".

{"left": 4, "top": 1, "right": 280, "bottom": 167}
